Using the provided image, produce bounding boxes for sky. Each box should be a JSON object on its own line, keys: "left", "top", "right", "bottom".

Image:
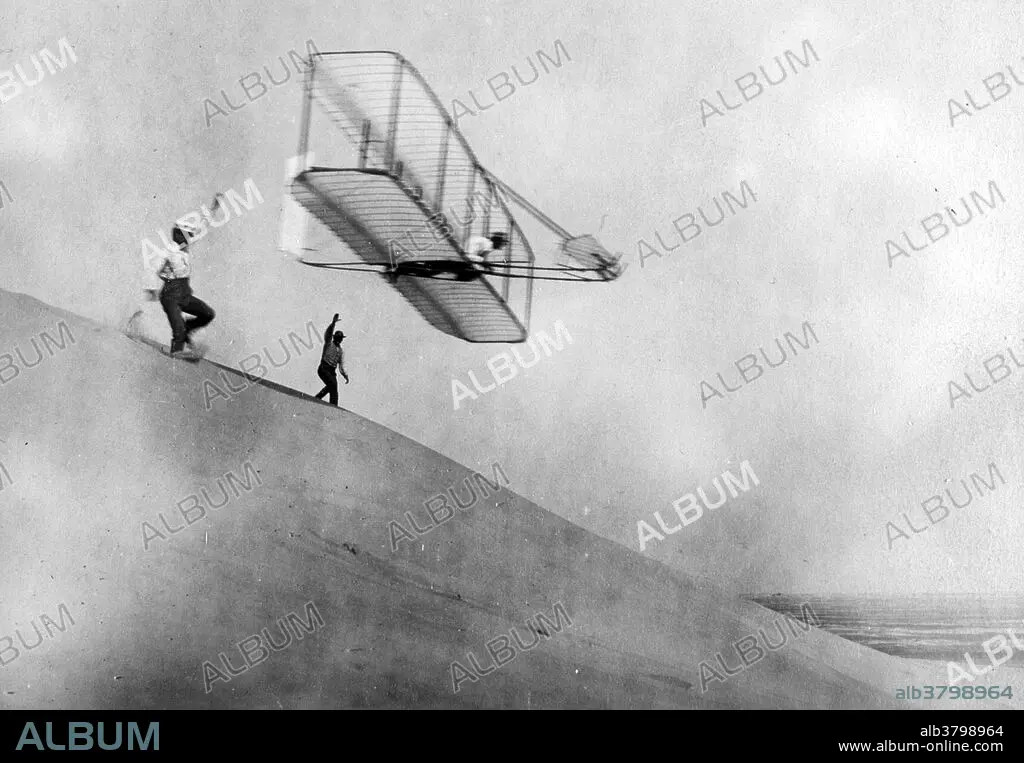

{"left": 2, "top": 0, "right": 1023, "bottom": 595}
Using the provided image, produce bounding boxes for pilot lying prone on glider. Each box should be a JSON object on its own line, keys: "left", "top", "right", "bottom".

{"left": 386, "top": 231, "right": 508, "bottom": 281}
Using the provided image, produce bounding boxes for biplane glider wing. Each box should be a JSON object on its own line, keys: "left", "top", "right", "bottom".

{"left": 292, "top": 167, "right": 528, "bottom": 343}
{"left": 286, "top": 50, "right": 619, "bottom": 344}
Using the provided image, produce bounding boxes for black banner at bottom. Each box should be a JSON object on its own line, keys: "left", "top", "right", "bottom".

{"left": 0, "top": 710, "right": 1018, "bottom": 755}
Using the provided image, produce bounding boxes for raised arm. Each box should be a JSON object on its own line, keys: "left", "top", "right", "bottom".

{"left": 173, "top": 192, "right": 226, "bottom": 251}
{"left": 324, "top": 313, "right": 339, "bottom": 343}
{"left": 142, "top": 193, "right": 224, "bottom": 300}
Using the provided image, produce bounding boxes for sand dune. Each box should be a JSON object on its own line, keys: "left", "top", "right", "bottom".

{"left": 0, "top": 288, "right": 1015, "bottom": 709}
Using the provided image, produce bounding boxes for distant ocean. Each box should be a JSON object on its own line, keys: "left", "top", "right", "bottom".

{"left": 745, "top": 594, "right": 1024, "bottom": 665}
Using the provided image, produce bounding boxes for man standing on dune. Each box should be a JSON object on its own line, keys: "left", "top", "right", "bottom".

{"left": 315, "top": 313, "right": 349, "bottom": 406}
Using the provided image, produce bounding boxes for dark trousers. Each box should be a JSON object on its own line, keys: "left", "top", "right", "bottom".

{"left": 160, "top": 278, "right": 215, "bottom": 353}
{"left": 316, "top": 363, "right": 338, "bottom": 405}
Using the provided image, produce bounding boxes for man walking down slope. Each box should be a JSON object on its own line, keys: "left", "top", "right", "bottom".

{"left": 315, "top": 313, "right": 349, "bottom": 406}
{"left": 144, "top": 192, "right": 224, "bottom": 359}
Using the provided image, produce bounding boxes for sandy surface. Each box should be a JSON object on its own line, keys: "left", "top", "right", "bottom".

{"left": 0, "top": 288, "right": 1017, "bottom": 709}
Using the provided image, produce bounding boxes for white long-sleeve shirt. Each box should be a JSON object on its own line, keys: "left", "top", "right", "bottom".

{"left": 466, "top": 235, "right": 494, "bottom": 263}
{"left": 157, "top": 243, "right": 193, "bottom": 281}
{"left": 144, "top": 216, "right": 212, "bottom": 291}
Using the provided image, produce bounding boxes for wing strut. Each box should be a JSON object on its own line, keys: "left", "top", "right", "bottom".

{"left": 483, "top": 171, "right": 622, "bottom": 280}
{"left": 483, "top": 172, "right": 572, "bottom": 240}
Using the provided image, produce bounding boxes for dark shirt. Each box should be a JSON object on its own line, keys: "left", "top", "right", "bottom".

{"left": 321, "top": 342, "right": 343, "bottom": 369}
